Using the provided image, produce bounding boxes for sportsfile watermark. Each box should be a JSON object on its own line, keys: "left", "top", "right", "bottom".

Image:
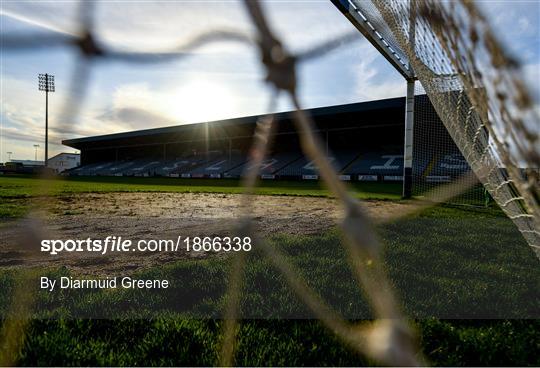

{"left": 40, "top": 236, "right": 253, "bottom": 255}
{"left": 1, "top": 215, "right": 536, "bottom": 320}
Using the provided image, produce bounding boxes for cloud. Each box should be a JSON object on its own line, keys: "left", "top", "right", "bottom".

{"left": 1, "top": 2, "right": 247, "bottom": 53}
{"left": 97, "top": 106, "right": 174, "bottom": 130}
{"left": 2, "top": 1, "right": 357, "bottom": 55}
{"left": 351, "top": 46, "right": 405, "bottom": 101}
{"left": 105, "top": 80, "right": 266, "bottom": 125}
{"left": 477, "top": 1, "right": 539, "bottom": 64}
{"left": 523, "top": 62, "right": 540, "bottom": 103}
{"left": 0, "top": 7, "right": 78, "bottom": 36}
{"left": 2, "top": 126, "right": 42, "bottom": 144}
{"left": 517, "top": 17, "right": 531, "bottom": 34}
{"left": 102, "top": 83, "right": 182, "bottom": 127}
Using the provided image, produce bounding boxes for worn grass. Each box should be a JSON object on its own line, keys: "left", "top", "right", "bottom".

{"left": 0, "top": 175, "right": 401, "bottom": 219}
{"left": 0, "top": 174, "right": 537, "bottom": 366}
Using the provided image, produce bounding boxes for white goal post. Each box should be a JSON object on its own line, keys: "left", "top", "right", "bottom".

{"left": 331, "top": 0, "right": 540, "bottom": 256}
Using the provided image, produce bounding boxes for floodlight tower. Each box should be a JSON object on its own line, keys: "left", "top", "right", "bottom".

{"left": 38, "top": 73, "right": 55, "bottom": 167}
{"left": 6, "top": 152, "right": 13, "bottom": 162}
{"left": 33, "top": 144, "right": 40, "bottom": 161}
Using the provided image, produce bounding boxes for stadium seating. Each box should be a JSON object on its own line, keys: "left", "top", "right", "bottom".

{"left": 65, "top": 144, "right": 475, "bottom": 185}
{"left": 122, "top": 160, "right": 163, "bottom": 176}
{"left": 423, "top": 153, "right": 470, "bottom": 182}
{"left": 170, "top": 158, "right": 207, "bottom": 176}
{"left": 186, "top": 155, "right": 246, "bottom": 178}
{"left": 73, "top": 150, "right": 476, "bottom": 183}
{"left": 71, "top": 161, "right": 117, "bottom": 176}
{"left": 97, "top": 160, "right": 140, "bottom": 176}
{"left": 342, "top": 152, "right": 404, "bottom": 181}
{"left": 153, "top": 158, "right": 190, "bottom": 177}
{"left": 276, "top": 152, "right": 359, "bottom": 179}
{"left": 224, "top": 152, "right": 302, "bottom": 178}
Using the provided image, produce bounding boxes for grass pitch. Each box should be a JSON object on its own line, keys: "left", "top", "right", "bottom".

{"left": 0, "top": 174, "right": 538, "bottom": 366}
{"left": 13, "top": 319, "right": 540, "bottom": 366}
{"left": 0, "top": 175, "right": 402, "bottom": 197}
{"left": 1, "top": 229, "right": 538, "bottom": 365}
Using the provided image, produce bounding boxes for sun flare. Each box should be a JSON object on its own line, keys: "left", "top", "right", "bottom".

{"left": 164, "top": 81, "right": 237, "bottom": 124}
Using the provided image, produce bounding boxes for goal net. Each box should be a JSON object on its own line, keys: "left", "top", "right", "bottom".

{"left": 412, "top": 91, "right": 488, "bottom": 206}
{"left": 353, "top": 0, "right": 540, "bottom": 256}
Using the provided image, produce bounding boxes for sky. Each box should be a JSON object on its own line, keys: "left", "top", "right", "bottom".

{"left": 1, "top": 0, "right": 539, "bottom": 161}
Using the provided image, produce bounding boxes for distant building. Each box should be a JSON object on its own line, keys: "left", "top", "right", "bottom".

{"left": 1, "top": 159, "right": 44, "bottom": 174}
{"left": 10, "top": 160, "right": 44, "bottom": 167}
{"left": 47, "top": 153, "right": 80, "bottom": 173}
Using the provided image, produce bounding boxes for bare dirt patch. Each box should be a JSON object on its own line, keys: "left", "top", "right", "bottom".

{"left": 0, "top": 192, "right": 411, "bottom": 275}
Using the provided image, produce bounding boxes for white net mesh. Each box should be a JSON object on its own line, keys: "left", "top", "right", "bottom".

{"left": 351, "top": 0, "right": 540, "bottom": 256}
{"left": 412, "top": 89, "right": 487, "bottom": 206}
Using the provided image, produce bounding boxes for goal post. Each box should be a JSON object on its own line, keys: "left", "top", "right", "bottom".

{"left": 331, "top": 0, "right": 539, "bottom": 256}
{"left": 402, "top": 80, "right": 415, "bottom": 198}
{"left": 402, "top": 0, "right": 416, "bottom": 199}
{"left": 330, "top": 0, "right": 419, "bottom": 199}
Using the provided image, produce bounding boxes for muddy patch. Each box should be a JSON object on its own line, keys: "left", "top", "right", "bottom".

{"left": 0, "top": 192, "right": 411, "bottom": 275}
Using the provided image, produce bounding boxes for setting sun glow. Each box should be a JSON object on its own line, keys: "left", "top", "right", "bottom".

{"left": 165, "top": 81, "right": 237, "bottom": 124}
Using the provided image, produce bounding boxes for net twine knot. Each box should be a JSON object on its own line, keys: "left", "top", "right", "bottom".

{"left": 259, "top": 38, "right": 297, "bottom": 93}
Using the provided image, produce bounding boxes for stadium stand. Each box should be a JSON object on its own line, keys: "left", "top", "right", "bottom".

{"left": 276, "top": 151, "right": 358, "bottom": 179}
{"left": 166, "top": 156, "right": 208, "bottom": 177}
{"left": 422, "top": 153, "right": 470, "bottom": 183}
{"left": 123, "top": 160, "right": 163, "bottom": 176}
{"left": 98, "top": 160, "right": 139, "bottom": 176}
{"left": 63, "top": 96, "right": 474, "bottom": 184}
{"left": 342, "top": 149, "right": 404, "bottom": 181}
{"left": 186, "top": 153, "right": 246, "bottom": 178}
{"left": 70, "top": 161, "right": 116, "bottom": 176}
{"left": 153, "top": 157, "right": 196, "bottom": 177}
{"left": 225, "top": 152, "right": 302, "bottom": 179}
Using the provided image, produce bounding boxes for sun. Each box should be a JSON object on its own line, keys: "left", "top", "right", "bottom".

{"left": 164, "top": 80, "right": 237, "bottom": 124}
